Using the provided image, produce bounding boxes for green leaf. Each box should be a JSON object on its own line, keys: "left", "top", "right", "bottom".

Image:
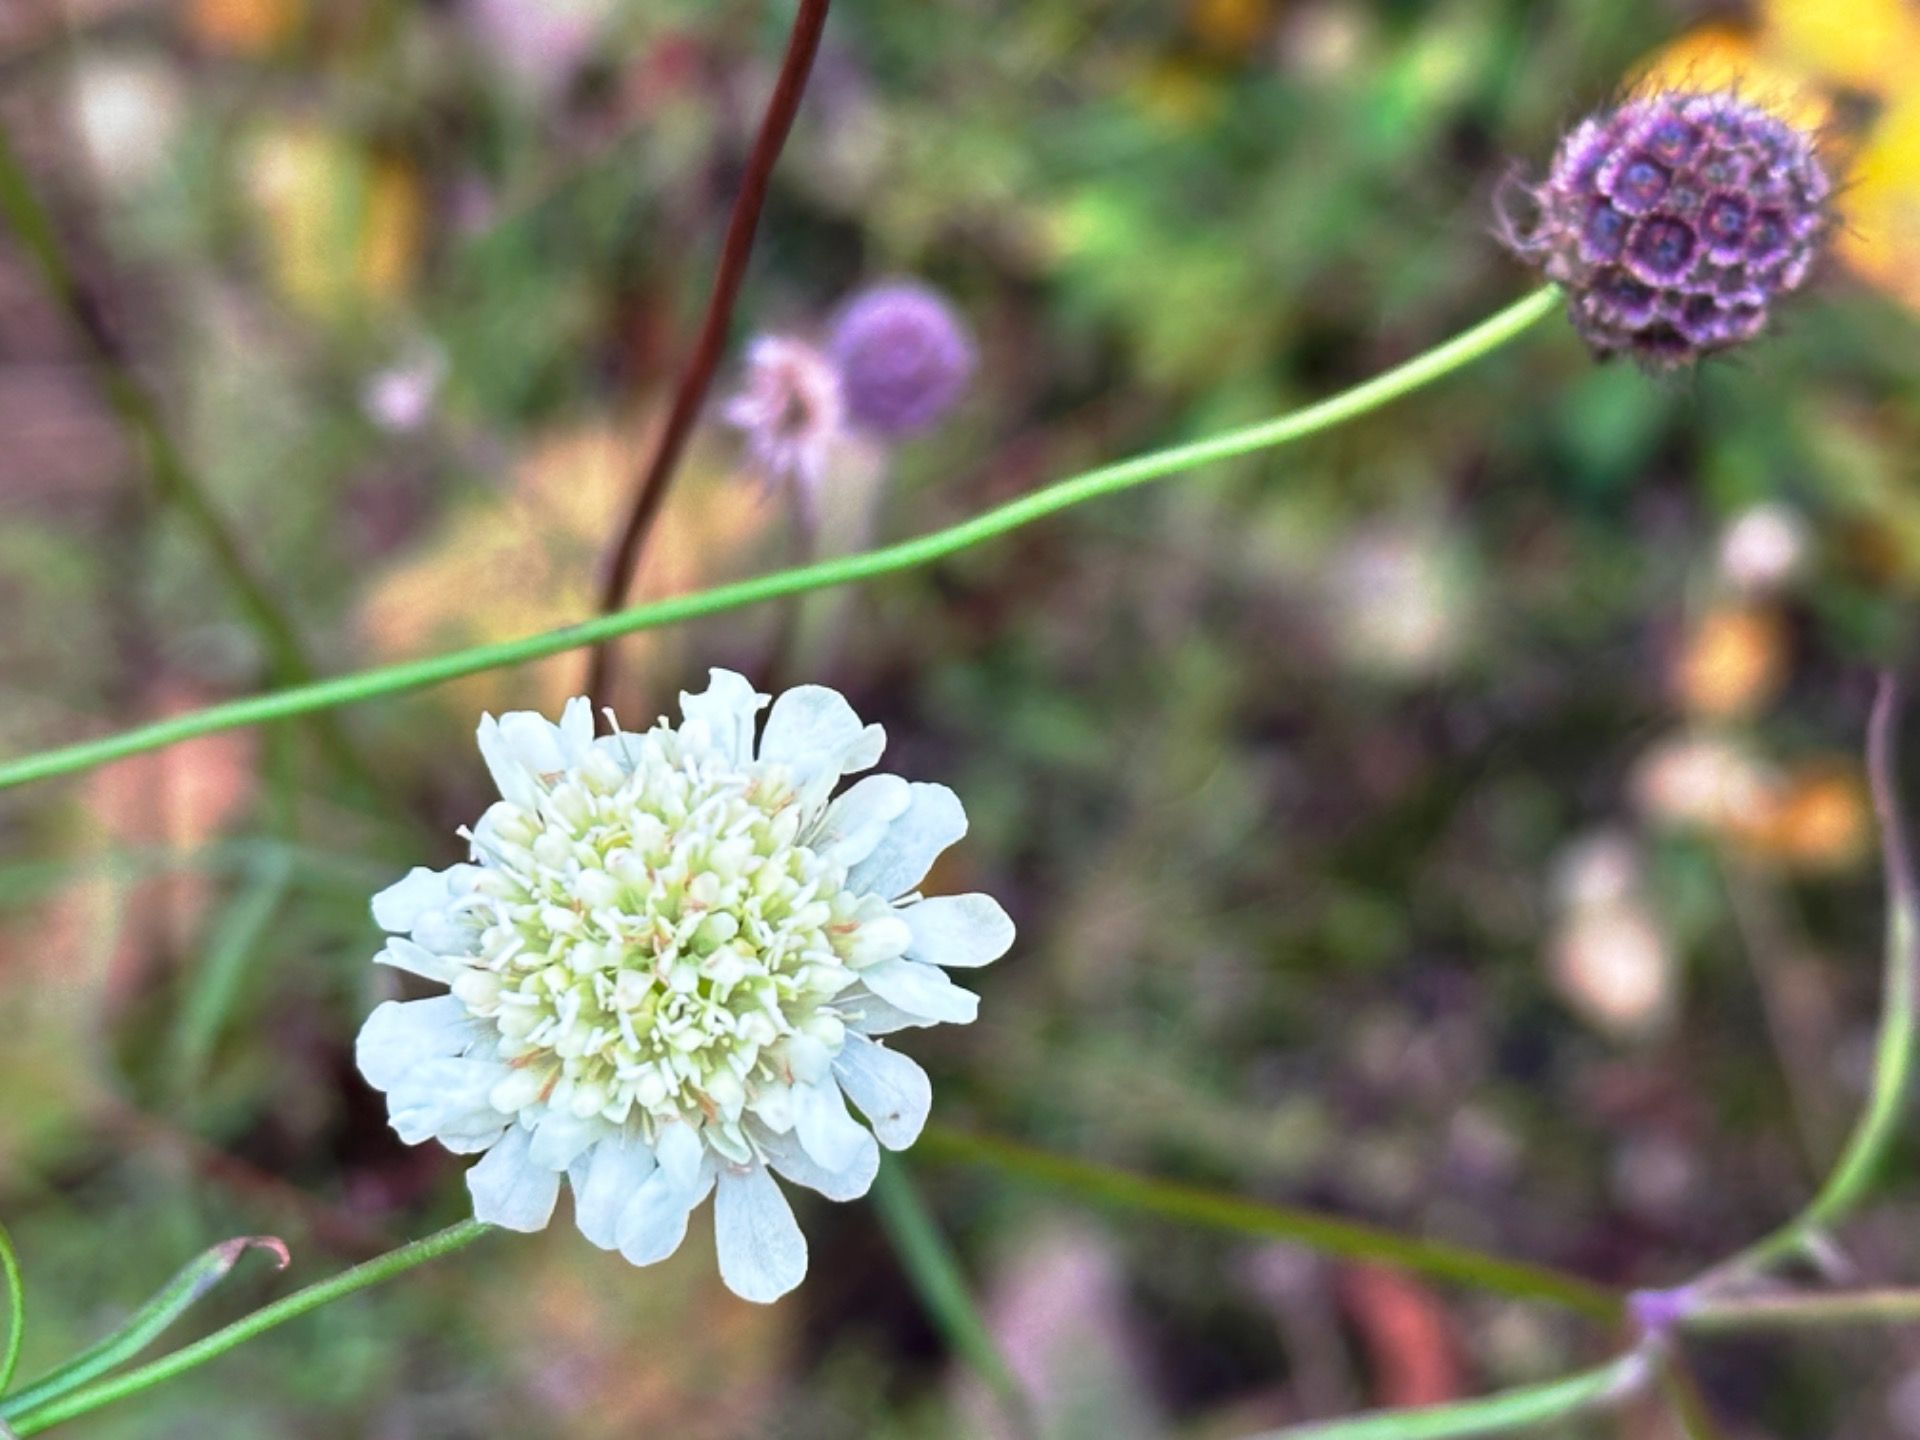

{"left": 1250, "top": 1355, "right": 1644, "bottom": 1439}
{"left": 0, "top": 1236, "right": 287, "bottom": 1422}
{"left": 0, "top": 1220, "right": 22, "bottom": 1396}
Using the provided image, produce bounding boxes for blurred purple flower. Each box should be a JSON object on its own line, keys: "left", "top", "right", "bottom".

{"left": 828, "top": 282, "right": 974, "bottom": 437}
{"left": 721, "top": 335, "right": 846, "bottom": 505}
{"left": 361, "top": 350, "right": 446, "bottom": 434}
{"left": 463, "top": 0, "right": 607, "bottom": 96}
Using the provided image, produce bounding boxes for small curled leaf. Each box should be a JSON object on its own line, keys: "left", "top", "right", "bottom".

{"left": 0, "top": 1235, "right": 287, "bottom": 1422}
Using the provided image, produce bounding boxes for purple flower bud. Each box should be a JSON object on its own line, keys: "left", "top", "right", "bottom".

{"left": 1499, "top": 91, "right": 1830, "bottom": 367}
{"left": 827, "top": 282, "right": 975, "bottom": 437}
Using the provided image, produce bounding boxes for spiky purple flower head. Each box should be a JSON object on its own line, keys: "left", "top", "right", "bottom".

{"left": 827, "top": 282, "right": 975, "bottom": 437}
{"left": 1500, "top": 91, "right": 1831, "bottom": 367}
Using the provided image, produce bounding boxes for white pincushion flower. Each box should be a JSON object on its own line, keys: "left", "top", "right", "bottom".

{"left": 355, "top": 670, "right": 1013, "bottom": 1302}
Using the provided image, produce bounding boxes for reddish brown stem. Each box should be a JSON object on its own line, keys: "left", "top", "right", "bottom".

{"left": 584, "top": 0, "right": 832, "bottom": 710}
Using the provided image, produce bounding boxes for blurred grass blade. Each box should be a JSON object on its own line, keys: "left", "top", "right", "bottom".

{"left": 871, "top": 1158, "right": 1033, "bottom": 1437}
{"left": 164, "top": 854, "right": 296, "bottom": 1100}
{"left": 0, "top": 1221, "right": 22, "bottom": 1395}
{"left": 918, "top": 1127, "right": 1622, "bottom": 1320}
{"left": 0, "top": 1236, "right": 287, "bottom": 1421}
{"left": 1252, "top": 1355, "right": 1645, "bottom": 1438}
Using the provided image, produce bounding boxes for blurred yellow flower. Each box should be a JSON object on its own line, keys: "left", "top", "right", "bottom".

{"left": 188, "top": 0, "right": 303, "bottom": 54}
{"left": 359, "top": 422, "right": 771, "bottom": 721}
{"left": 245, "top": 124, "right": 423, "bottom": 320}
{"left": 1671, "top": 605, "right": 1789, "bottom": 721}
{"left": 1756, "top": 0, "right": 1920, "bottom": 93}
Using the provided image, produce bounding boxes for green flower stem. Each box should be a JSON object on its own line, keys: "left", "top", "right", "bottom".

{"left": 870, "top": 1157, "right": 1033, "bottom": 1436}
{"left": 1248, "top": 1354, "right": 1646, "bottom": 1439}
{"left": 1712, "top": 674, "right": 1916, "bottom": 1281}
{"left": 0, "top": 1221, "right": 23, "bottom": 1396}
{"left": 0, "top": 287, "right": 1563, "bottom": 794}
{"left": 0, "top": 117, "right": 383, "bottom": 809}
{"left": 2, "top": 1221, "right": 490, "bottom": 1436}
{"left": 916, "top": 1126, "right": 1623, "bottom": 1322}
{"left": 1683, "top": 1288, "right": 1920, "bottom": 1333}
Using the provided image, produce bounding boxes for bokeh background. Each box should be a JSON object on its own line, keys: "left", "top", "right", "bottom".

{"left": 4, "top": 0, "right": 1920, "bottom": 1435}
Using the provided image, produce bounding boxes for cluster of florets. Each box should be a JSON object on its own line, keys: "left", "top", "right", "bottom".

{"left": 1501, "top": 90, "right": 1830, "bottom": 366}
{"left": 722, "top": 281, "right": 974, "bottom": 512}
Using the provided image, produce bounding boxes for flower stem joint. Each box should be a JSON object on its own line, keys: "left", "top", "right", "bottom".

{"left": 1499, "top": 90, "right": 1831, "bottom": 367}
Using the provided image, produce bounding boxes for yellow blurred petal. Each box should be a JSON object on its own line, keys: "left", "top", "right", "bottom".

{"left": 358, "top": 156, "right": 424, "bottom": 302}
{"left": 188, "top": 0, "right": 303, "bottom": 54}
{"left": 359, "top": 420, "right": 773, "bottom": 721}
{"left": 1188, "top": 0, "right": 1276, "bottom": 56}
{"left": 1629, "top": 23, "right": 1831, "bottom": 134}
{"left": 1728, "top": 765, "right": 1872, "bottom": 872}
{"left": 1756, "top": 0, "right": 1920, "bottom": 95}
{"left": 1835, "top": 91, "right": 1920, "bottom": 311}
{"left": 1671, "top": 605, "right": 1789, "bottom": 721}
{"left": 245, "top": 126, "right": 424, "bottom": 319}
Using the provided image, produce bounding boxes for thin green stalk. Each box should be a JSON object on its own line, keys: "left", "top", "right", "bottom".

{"left": 1249, "top": 1354, "right": 1646, "bottom": 1439}
{"left": 0, "top": 1221, "right": 23, "bottom": 1396}
{"left": 0, "top": 287, "right": 1563, "bottom": 793}
{"left": 1714, "top": 674, "right": 1916, "bottom": 1279}
{"left": 2, "top": 1221, "right": 489, "bottom": 1436}
{"left": 0, "top": 1237, "right": 287, "bottom": 1420}
{"left": 870, "top": 1158, "right": 1033, "bottom": 1437}
{"left": 1683, "top": 1288, "right": 1920, "bottom": 1334}
{"left": 0, "top": 117, "right": 381, "bottom": 806}
{"left": 916, "top": 1126, "right": 1623, "bottom": 1322}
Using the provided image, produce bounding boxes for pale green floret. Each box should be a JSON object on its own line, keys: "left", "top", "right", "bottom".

{"left": 453, "top": 722, "right": 907, "bottom": 1165}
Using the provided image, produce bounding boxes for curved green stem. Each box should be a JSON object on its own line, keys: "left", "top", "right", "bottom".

{"left": 917, "top": 1125, "right": 1622, "bottom": 1321}
{"left": 1714, "top": 673, "right": 1915, "bottom": 1280}
{"left": 1249, "top": 1354, "right": 1646, "bottom": 1439}
{"left": 1683, "top": 1288, "right": 1920, "bottom": 1333}
{"left": 0, "top": 287, "right": 1561, "bottom": 793}
{"left": 0, "top": 1221, "right": 23, "bottom": 1396}
{"left": 2, "top": 1221, "right": 489, "bottom": 1436}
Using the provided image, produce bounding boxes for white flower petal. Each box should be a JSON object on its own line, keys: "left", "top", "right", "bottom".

{"left": 902, "top": 893, "right": 1014, "bottom": 969}
{"left": 833, "top": 1034, "right": 932, "bottom": 1151}
{"left": 762, "top": 1126, "right": 879, "bottom": 1201}
{"left": 656, "top": 1120, "right": 704, "bottom": 1191}
{"left": 388, "top": 1057, "right": 509, "bottom": 1150}
{"left": 570, "top": 1131, "right": 657, "bottom": 1249}
{"left": 678, "top": 669, "right": 768, "bottom": 766}
{"left": 758, "top": 685, "right": 885, "bottom": 803}
{"left": 846, "top": 783, "right": 967, "bottom": 900}
{"left": 859, "top": 958, "right": 980, "bottom": 1025}
{"left": 794, "top": 1079, "right": 871, "bottom": 1173}
{"left": 615, "top": 1156, "right": 716, "bottom": 1266}
{"left": 714, "top": 1165, "right": 808, "bottom": 1303}
{"left": 371, "top": 866, "right": 456, "bottom": 933}
{"left": 374, "top": 937, "right": 462, "bottom": 984}
{"left": 556, "top": 695, "right": 596, "bottom": 765}
{"left": 355, "top": 996, "right": 481, "bottom": 1091}
{"left": 476, "top": 713, "right": 540, "bottom": 809}
{"left": 811, "top": 774, "right": 912, "bottom": 867}
{"left": 836, "top": 994, "right": 935, "bottom": 1036}
{"left": 528, "top": 1109, "right": 601, "bottom": 1170}
{"left": 845, "top": 908, "right": 913, "bottom": 967}
{"left": 467, "top": 1126, "right": 561, "bottom": 1231}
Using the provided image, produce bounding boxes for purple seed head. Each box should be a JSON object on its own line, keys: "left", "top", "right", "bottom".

{"left": 827, "top": 282, "right": 975, "bottom": 437}
{"left": 1499, "top": 91, "right": 1830, "bottom": 367}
